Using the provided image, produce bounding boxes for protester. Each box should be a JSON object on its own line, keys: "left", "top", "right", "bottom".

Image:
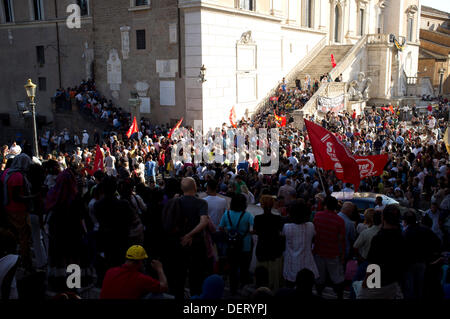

{"left": 313, "top": 196, "right": 346, "bottom": 299}
{"left": 253, "top": 195, "right": 283, "bottom": 290}
{"left": 358, "top": 205, "right": 406, "bottom": 299}
{"left": 219, "top": 193, "right": 254, "bottom": 295}
{"left": 100, "top": 245, "right": 168, "bottom": 299}
{"left": 162, "top": 177, "right": 210, "bottom": 299}
{"left": 282, "top": 199, "right": 318, "bottom": 287}
{"left": 1, "top": 78, "right": 448, "bottom": 300}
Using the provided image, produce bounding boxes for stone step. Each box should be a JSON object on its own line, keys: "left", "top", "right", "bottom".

{"left": 286, "top": 43, "right": 353, "bottom": 84}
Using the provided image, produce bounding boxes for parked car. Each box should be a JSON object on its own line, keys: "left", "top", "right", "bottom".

{"left": 331, "top": 192, "right": 397, "bottom": 210}
{"left": 331, "top": 191, "right": 424, "bottom": 218}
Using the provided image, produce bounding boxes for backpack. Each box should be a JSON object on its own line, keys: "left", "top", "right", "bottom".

{"left": 161, "top": 196, "right": 186, "bottom": 236}
{"left": 226, "top": 211, "right": 246, "bottom": 256}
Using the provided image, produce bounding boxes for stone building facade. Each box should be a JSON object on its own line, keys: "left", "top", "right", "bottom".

{"left": 0, "top": 0, "right": 422, "bottom": 138}
{"left": 418, "top": 5, "right": 450, "bottom": 96}
{"left": 0, "top": 0, "right": 93, "bottom": 142}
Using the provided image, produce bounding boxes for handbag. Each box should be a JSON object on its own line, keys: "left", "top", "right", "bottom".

{"left": 345, "top": 259, "right": 359, "bottom": 281}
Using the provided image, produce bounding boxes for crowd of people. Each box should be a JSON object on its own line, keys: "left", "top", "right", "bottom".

{"left": 0, "top": 79, "right": 449, "bottom": 300}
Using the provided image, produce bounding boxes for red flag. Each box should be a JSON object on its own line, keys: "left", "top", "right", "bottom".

{"left": 269, "top": 96, "right": 279, "bottom": 102}
{"left": 331, "top": 54, "right": 337, "bottom": 68}
{"left": 93, "top": 144, "right": 104, "bottom": 172}
{"left": 230, "top": 106, "right": 237, "bottom": 128}
{"left": 126, "top": 116, "right": 139, "bottom": 138}
{"left": 274, "top": 111, "right": 286, "bottom": 127}
{"left": 304, "top": 119, "right": 360, "bottom": 191}
{"left": 355, "top": 154, "right": 388, "bottom": 179}
{"left": 168, "top": 117, "right": 184, "bottom": 139}
{"left": 381, "top": 106, "right": 394, "bottom": 114}
{"left": 389, "top": 105, "right": 394, "bottom": 114}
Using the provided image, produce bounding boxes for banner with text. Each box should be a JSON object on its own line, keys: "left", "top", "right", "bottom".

{"left": 318, "top": 94, "right": 345, "bottom": 114}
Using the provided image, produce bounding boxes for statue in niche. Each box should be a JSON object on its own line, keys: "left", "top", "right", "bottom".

{"left": 82, "top": 42, "right": 94, "bottom": 80}
{"left": 107, "top": 49, "right": 122, "bottom": 98}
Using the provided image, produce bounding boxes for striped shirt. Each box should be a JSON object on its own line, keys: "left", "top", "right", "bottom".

{"left": 313, "top": 210, "right": 346, "bottom": 259}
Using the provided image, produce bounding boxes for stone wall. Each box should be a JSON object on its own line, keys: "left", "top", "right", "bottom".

{"left": 92, "top": 0, "right": 184, "bottom": 126}
{"left": 0, "top": 0, "right": 93, "bottom": 143}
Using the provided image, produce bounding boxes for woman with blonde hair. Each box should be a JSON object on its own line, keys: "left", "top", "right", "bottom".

{"left": 253, "top": 195, "right": 283, "bottom": 290}
{"left": 357, "top": 208, "right": 375, "bottom": 235}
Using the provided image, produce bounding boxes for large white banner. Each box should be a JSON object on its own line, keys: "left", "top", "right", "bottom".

{"left": 318, "top": 94, "right": 345, "bottom": 114}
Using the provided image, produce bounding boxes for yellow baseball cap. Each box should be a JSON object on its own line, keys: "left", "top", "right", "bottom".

{"left": 125, "top": 245, "right": 148, "bottom": 260}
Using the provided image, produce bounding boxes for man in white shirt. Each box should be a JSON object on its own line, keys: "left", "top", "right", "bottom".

{"left": 9, "top": 142, "right": 22, "bottom": 156}
{"left": 288, "top": 152, "right": 299, "bottom": 169}
{"left": 82, "top": 130, "right": 89, "bottom": 149}
{"left": 74, "top": 147, "right": 83, "bottom": 164}
{"left": 104, "top": 151, "right": 117, "bottom": 176}
{"left": 75, "top": 92, "right": 83, "bottom": 102}
{"left": 203, "top": 179, "right": 227, "bottom": 230}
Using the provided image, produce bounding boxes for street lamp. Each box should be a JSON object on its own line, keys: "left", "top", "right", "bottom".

{"left": 24, "top": 79, "right": 39, "bottom": 158}
{"left": 438, "top": 68, "right": 445, "bottom": 95}
{"left": 128, "top": 91, "right": 141, "bottom": 126}
{"left": 198, "top": 64, "right": 207, "bottom": 83}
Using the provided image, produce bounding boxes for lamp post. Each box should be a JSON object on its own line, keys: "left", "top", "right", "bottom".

{"left": 128, "top": 91, "right": 141, "bottom": 126}
{"left": 438, "top": 68, "right": 445, "bottom": 96}
{"left": 199, "top": 64, "right": 207, "bottom": 83}
{"left": 24, "top": 79, "right": 39, "bottom": 158}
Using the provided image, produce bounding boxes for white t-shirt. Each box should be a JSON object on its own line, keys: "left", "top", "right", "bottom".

{"left": 105, "top": 155, "right": 116, "bottom": 169}
{"left": 9, "top": 145, "right": 21, "bottom": 155}
{"left": 204, "top": 195, "right": 227, "bottom": 229}
{"left": 82, "top": 133, "right": 89, "bottom": 144}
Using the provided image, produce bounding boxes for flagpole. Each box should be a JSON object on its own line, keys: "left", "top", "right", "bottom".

{"left": 317, "top": 168, "right": 327, "bottom": 195}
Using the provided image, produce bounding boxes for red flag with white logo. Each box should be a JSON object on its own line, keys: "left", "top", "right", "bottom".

{"left": 355, "top": 154, "right": 388, "bottom": 179}
{"left": 304, "top": 119, "right": 360, "bottom": 191}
